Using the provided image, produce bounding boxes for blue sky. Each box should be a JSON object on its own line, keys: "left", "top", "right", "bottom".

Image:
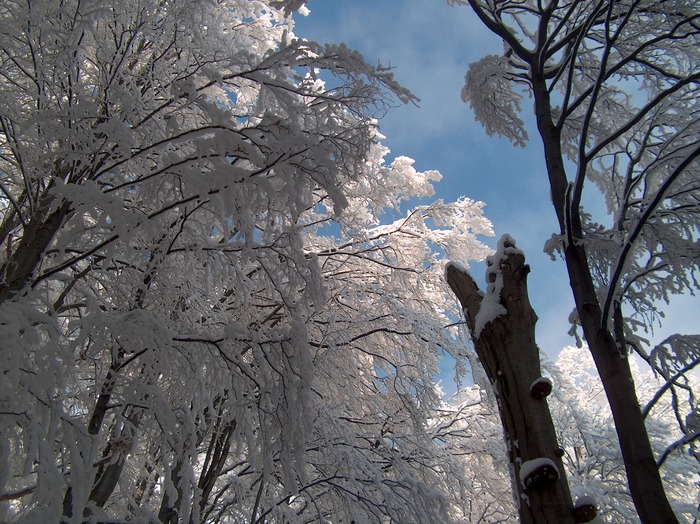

{"left": 292, "top": 1, "right": 698, "bottom": 390}
{"left": 293, "top": 1, "right": 576, "bottom": 359}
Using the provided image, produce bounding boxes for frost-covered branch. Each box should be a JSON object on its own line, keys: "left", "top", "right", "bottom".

{"left": 0, "top": 1, "right": 494, "bottom": 520}
{"left": 601, "top": 143, "right": 700, "bottom": 328}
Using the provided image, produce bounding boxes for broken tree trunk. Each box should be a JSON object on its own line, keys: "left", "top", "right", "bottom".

{"left": 446, "top": 234, "right": 578, "bottom": 524}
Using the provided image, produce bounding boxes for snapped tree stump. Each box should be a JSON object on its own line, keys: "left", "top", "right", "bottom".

{"left": 446, "top": 235, "right": 576, "bottom": 524}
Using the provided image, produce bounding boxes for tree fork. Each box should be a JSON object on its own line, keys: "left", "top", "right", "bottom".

{"left": 0, "top": 198, "right": 70, "bottom": 303}
{"left": 532, "top": 74, "right": 679, "bottom": 523}
{"left": 447, "top": 235, "right": 575, "bottom": 524}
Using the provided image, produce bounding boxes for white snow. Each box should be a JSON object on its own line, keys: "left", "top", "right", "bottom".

{"left": 575, "top": 495, "right": 597, "bottom": 507}
{"left": 474, "top": 290, "right": 507, "bottom": 337}
{"left": 474, "top": 234, "right": 521, "bottom": 336}
{"left": 530, "top": 376, "right": 552, "bottom": 388}
{"left": 518, "top": 458, "right": 559, "bottom": 487}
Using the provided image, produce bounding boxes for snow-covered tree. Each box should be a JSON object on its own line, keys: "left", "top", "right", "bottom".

{"left": 431, "top": 386, "right": 516, "bottom": 523}
{"left": 453, "top": 0, "right": 699, "bottom": 520}
{"left": 447, "top": 236, "right": 576, "bottom": 523}
{"left": 0, "top": 1, "right": 493, "bottom": 521}
{"left": 431, "top": 344, "right": 699, "bottom": 523}
{"left": 548, "top": 346, "right": 699, "bottom": 523}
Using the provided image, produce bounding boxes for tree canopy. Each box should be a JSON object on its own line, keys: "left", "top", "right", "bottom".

{"left": 1, "top": 0, "right": 698, "bottom": 522}
{"left": 0, "top": 1, "right": 492, "bottom": 521}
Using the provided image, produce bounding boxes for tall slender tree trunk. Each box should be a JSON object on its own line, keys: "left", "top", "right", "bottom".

{"left": 532, "top": 78, "right": 678, "bottom": 523}
{"left": 447, "top": 235, "right": 576, "bottom": 524}
{"left": 89, "top": 407, "right": 144, "bottom": 508}
{"left": 196, "top": 418, "right": 236, "bottom": 520}
{"left": 564, "top": 242, "right": 678, "bottom": 523}
{"left": 159, "top": 460, "right": 185, "bottom": 524}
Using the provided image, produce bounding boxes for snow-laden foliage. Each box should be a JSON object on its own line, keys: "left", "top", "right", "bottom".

{"left": 462, "top": 52, "right": 528, "bottom": 148}
{"left": 458, "top": 0, "right": 700, "bottom": 333}
{"left": 547, "top": 346, "right": 700, "bottom": 523}
{"left": 454, "top": 0, "right": 699, "bottom": 516}
{"left": 434, "top": 345, "right": 699, "bottom": 523}
{"left": 458, "top": 0, "right": 699, "bottom": 382}
{"left": 430, "top": 386, "right": 516, "bottom": 522}
{"left": 0, "top": 1, "right": 493, "bottom": 521}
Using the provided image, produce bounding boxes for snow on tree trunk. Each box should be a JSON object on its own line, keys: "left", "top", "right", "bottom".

{"left": 447, "top": 235, "right": 575, "bottom": 524}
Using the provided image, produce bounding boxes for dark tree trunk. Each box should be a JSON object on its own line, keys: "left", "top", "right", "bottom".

{"left": 0, "top": 198, "right": 70, "bottom": 302}
{"left": 89, "top": 408, "right": 144, "bottom": 508}
{"left": 563, "top": 241, "right": 678, "bottom": 523}
{"left": 447, "top": 235, "right": 575, "bottom": 524}
{"left": 196, "top": 418, "right": 236, "bottom": 521}
{"left": 159, "top": 461, "right": 185, "bottom": 524}
{"left": 531, "top": 76, "right": 679, "bottom": 524}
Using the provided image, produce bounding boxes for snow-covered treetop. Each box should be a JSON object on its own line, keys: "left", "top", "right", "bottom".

{"left": 0, "top": 1, "right": 493, "bottom": 521}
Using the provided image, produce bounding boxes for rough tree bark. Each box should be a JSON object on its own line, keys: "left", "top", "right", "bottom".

{"left": 446, "top": 235, "right": 577, "bottom": 524}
